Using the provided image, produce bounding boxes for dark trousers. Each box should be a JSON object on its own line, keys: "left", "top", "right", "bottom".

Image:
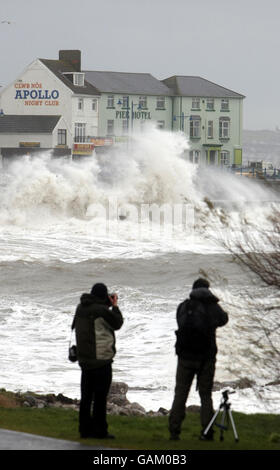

{"left": 79, "top": 363, "right": 112, "bottom": 437}
{"left": 168, "top": 357, "right": 216, "bottom": 436}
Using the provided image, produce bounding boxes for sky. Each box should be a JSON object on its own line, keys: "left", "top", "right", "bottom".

{"left": 0, "top": 0, "right": 279, "bottom": 130}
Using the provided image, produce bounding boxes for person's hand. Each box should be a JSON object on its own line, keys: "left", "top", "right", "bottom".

{"left": 110, "top": 293, "right": 118, "bottom": 307}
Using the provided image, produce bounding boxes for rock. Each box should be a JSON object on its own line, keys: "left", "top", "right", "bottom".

{"left": 0, "top": 382, "right": 155, "bottom": 416}
{"left": 265, "top": 379, "right": 280, "bottom": 386}
{"left": 108, "top": 382, "right": 129, "bottom": 406}
{"left": 56, "top": 393, "right": 76, "bottom": 404}
{"left": 186, "top": 405, "right": 200, "bottom": 413}
{"left": 23, "top": 394, "right": 37, "bottom": 407}
{"left": 213, "top": 378, "right": 256, "bottom": 391}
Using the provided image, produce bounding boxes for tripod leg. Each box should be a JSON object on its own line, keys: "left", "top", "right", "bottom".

{"left": 202, "top": 408, "right": 220, "bottom": 436}
{"left": 228, "top": 409, "right": 239, "bottom": 442}
{"left": 219, "top": 409, "right": 227, "bottom": 441}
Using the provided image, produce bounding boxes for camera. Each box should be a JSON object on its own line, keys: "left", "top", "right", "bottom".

{"left": 68, "top": 345, "right": 77, "bottom": 362}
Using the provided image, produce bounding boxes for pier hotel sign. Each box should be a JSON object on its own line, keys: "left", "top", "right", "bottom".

{"left": 115, "top": 110, "right": 151, "bottom": 120}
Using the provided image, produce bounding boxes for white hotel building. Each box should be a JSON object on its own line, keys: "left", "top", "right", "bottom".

{"left": 0, "top": 50, "right": 245, "bottom": 166}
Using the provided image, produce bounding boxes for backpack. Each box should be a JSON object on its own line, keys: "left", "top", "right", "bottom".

{"left": 175, "top": 299, "right": 211, "bottom": 356}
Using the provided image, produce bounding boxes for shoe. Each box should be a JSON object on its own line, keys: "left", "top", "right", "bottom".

{"left": 89, "top": 432, "right": 115, "bottom": 439}
{"left": 80, "top": 432, "right": 115, "bottom": 438}
{"left": 200, "top": 431, "right": 214, "bottom": 441}
{"left": 170, "top": 434, "right": 180, "bottom": 441}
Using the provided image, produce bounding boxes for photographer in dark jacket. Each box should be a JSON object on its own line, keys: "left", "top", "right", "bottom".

{"left": 72, "top": 283, "right": 123, "bottom": 439}
{"left": 168, "top": 278, "right": 228, "bottom": 441}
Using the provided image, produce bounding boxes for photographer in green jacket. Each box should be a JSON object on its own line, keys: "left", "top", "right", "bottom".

{"left": 72, "top": 283, "right": 123, "bottom": 439}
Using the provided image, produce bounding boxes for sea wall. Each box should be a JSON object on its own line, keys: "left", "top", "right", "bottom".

{"left": 0, "top": 377, "right": 260, "bottom": 416}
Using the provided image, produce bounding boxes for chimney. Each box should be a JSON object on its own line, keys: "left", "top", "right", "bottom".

{"left": 59, "top": 50, "right": 81, "bottom": 71}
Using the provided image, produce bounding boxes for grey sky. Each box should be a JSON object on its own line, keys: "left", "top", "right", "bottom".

{"left": 0, "top": 0, "right": 279, "bottom": 130}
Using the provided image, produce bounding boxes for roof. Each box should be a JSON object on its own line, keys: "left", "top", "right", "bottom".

{"left": 84, "top": 71, "right": 173, "bottom": 96}
{"left": 40, "top": 59, "right": 100, "bottom": 96}
{"left": 162, "top": 76, "right": 245, "bottom": 98}
{"left": 0, "top": 115, "right": 62, "bottom": 133}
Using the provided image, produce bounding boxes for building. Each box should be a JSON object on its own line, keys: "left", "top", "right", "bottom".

{"left": 0, "top": 114, "right": 71, "bottom": 163}
{"left": 163, "top": 76, "right": 244, "bottom": 166}
{"left": 0, "top": 50, "right": 99, "bottom": 159}
{"left": 84, "top": 70, "right": 173, "bottom": 139}
{"left": 0, "top": 49, "right": 245, "bottom": 166}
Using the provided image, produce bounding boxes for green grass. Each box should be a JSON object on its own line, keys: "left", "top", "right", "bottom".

{"left": 0, "top": 407, "right": 280, "bottom": 450}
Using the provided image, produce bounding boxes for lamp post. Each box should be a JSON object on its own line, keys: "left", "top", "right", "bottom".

{"left": 173, "top": 112, "right": 192, "bottom": 132}
{"left": 117, "top": 97, "right": 142, "bottom": 134}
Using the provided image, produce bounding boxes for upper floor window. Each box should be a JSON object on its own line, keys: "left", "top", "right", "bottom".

{"left": 221, "top": 98, "right": 229, "bottom": 111}
{"left": 92, "top": 99, "right": 98, "bottom": 111}
{"left": 207, "top": 120, "right": 214, "bottom": 139}
{"left": 219, "top": 118, "right": 230, "bottom": 139}
{"left": 78, "top": 98, "right": 84, "bottom": 110}
{"left": 190, "top": 117, "right": 201, "bottom": 138}
{"left": 192, "top": 97, "right": 200, "bottom": 110}
{"left": 107, "top": 95, "right": 115, "bottom": 108}
{"left": 156, "top": 96, "right": 165, "bottom": 109}
{"left": 139, "top": 96, "right": 147, "bottom": 109}
{"left": 73, "top": 73, "right": 85, "bottom": 87}
{"left": 122, "top": 96, "right": 129, "bottom": 108}
{"left": 206, "top": 98, "right": 215, "bottom": 110}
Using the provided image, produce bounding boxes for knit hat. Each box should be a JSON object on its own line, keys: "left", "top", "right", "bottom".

{"left": 91, "top": 283, "right": 108, "bottom": 299}
{"left": 192, "top": 278, "right": 210, "bottom": 290}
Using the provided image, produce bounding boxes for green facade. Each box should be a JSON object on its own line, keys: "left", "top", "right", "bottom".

{"left": 97, "top": 94, "right": 172, "bottom": 137}
{"left": 96, "top": 93, "right": 243, "bottom": 167}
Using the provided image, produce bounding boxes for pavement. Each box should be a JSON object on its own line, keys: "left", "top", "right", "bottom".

{"left": 0, "top": 428, "right": 108, "bottom": 450}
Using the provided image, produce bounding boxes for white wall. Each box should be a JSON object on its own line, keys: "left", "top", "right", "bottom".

{"left": 0, "top": 59, "right": 73, "bottom": 125}
{"left": 0, "top": 133, "right": 53, "bottom": 148}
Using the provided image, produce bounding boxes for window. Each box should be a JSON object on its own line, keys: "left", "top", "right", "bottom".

{"left": 157, "top": 120, "right": 165, "bottom": 129}
{"left": 122, "top": 96, "right": 129, "bottom": 108}
{"left": 221, "top": 98, "right": 229, "bottom": 111}
{"left": 107, "top": 120, "right": 114, "bottom": 135}
{"left": 221, "top": 150, "right": 230, "bottom": 166}
{"left": 190, "top": 118, "right": 201, "bottom": 138}
{"left": 156, "top": 96, "right": 165, "bottom": 109}
{"left": 192, "top": 97, "right": 200, "bottom": 110}
{"left": 207, "top": 121, "right": 214, "bottom": 139}
{"left": 219, "top": 118, "right": 230, "bottom": 139}
{"left": 78, "top": 98, "right": 84, "bottom": 111}
{"left": 74, "top": 123, "right": 86, "bottom": 142}
{"left": 57, "top": 129, "right": 67, "bottom": 146}
{"left": 73, "top": 73, "right": 85, "bottom": 86}
{"left": 189, "top": 150, "right": 200, "bottom": 164}
{"left": 206, "top": 98, "right": 215, "bottom": 110}
{"left": 139, "top": 96, "right": 147, "bottom": 109}
{"left": 107, "top": 95, "right": 115, "bottom": 108}
{"left": 92, "top": 99, "right": 98, "bottom": 111}
{"left": 140, "top": 120, "right": 146, "bottom": 132}
{"left": 122, "top": 119, "right": 129, "bottom": 135}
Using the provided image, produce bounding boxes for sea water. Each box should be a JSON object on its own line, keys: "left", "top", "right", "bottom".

{"left": 0, "top": 126, "right": 279, "bottom": 414}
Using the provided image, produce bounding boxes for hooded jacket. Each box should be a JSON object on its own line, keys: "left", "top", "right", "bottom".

{"left": 176, "top": 287, "right": 228, "bottom": 360}
{"left": 72, "top": 294, "right": 123, "bottom": 369}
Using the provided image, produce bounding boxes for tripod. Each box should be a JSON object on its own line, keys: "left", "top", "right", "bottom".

{"left": 203, "top": 390, "right": 239, "bottom": 442}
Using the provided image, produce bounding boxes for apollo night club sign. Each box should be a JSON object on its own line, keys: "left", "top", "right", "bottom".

{"left": 14, "top": 82, "right": 60, "bottom": 106}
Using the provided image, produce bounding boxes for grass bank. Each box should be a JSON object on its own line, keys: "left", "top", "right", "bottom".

{"left": 0, "top": 406, "right": 280, "bottom": 450}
